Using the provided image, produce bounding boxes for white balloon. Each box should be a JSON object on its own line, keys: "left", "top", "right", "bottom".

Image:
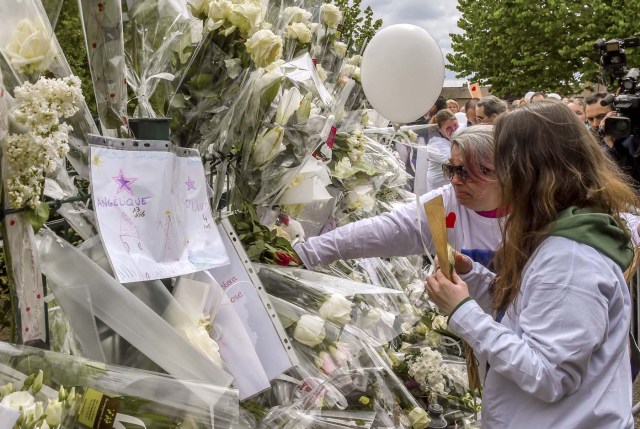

{"left": 360, "top": 24, "right": 445, "bottom": 124}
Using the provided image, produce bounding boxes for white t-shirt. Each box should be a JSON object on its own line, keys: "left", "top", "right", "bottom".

{"left": 295, "top": 185, "right": 503, "bottom": 269}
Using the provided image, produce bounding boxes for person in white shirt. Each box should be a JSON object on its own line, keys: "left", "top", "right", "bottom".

{"left": 295, "top": 125, "right": 505, "bottom": 270}
{"left": 426, "top": 100, "right": 637, "bottom": 428}
{"left": 414, "top": 109, "right": 459, "bottom": 195}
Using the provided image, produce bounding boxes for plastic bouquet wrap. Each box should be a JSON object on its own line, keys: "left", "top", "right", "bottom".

{"left": 257, "top": 265, "right": 408, "bottom": 345}
{"left": 168, "top": 0, "right": 279, "bottom": 148}
{"left": 387, "top": 343, "right": 481, "bottom": 426}
{"left": 200, "top": 52, "right": 334, "bottom": 214}
{"left": 0, "top": 341, "right": 239, "bottom": 428}
{"left": 122, "top": 0, "right": 197, "bottom": 118}
{"left": 258, "top": 337, "right": 432, "bottom": 429}
{"left": 0, "top": 0, "right": 99, "bottom": 178}
{"left": 314, "top": 258, "right": 421, "bottom": 332}
{"left": 77, "top": 0, "right": 129, "bottom": 135}
{"left": 35, "top": 229, "right": 234, "bottom": 388}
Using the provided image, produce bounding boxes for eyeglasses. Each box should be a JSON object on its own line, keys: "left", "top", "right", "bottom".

{"left": 476, "top": 113, "right": 493, "bottom": 123}
{"left": 442, "top": 164, "right": 494, "bottom": 182}
{"left": 442, "top": 164, "right": 471, "bottom": 181}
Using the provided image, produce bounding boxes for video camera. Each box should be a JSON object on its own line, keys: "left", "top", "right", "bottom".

{"left": 594, "top": 37, "right": 640, "bottom": 139}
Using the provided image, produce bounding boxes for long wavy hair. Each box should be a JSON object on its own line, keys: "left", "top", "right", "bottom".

{"left": 491, "top": 100, "right": 639, "bottom": 311}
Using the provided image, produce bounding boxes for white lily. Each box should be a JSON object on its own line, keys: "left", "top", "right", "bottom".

{"left": 276, "top": 87, "right": 302, "bottom": 126}
{"left": 251, "top": 126, "right": 285, "bottom": 167}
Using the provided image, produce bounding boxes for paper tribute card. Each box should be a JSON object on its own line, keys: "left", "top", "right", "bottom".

{"left": 88, "top": 136, "right": 229, "bottom": 283}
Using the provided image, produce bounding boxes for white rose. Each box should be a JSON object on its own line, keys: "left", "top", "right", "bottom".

{"left": 407, "top": 407, "right": 431, "bottom": 429}
{"left": 1, "top": 391, "right": 36, "bottom": 414}
{"left": 4, "top": 19, "right": 54, "bottom": 73}
{"left": 285, "top": 23, "right": 312, "bottom": 45}
{"left": 187, "top": 0, "right": 209, "bottom": 17}
{"left": 207, "top": 0, "right": 233, "bottom": 30}
{"left": 318, "top": 293, "right": 353, "bottom": 325}
{"left": 228, "top": 3, "right": 262, "bottom": 37}
{"left": 315, "top": 64, "right": 328, "bottom": 82}
{"left": 276, "top": 87, "right": 302, "bottom": 126}
{"left": 251, "top": 126, "right": 284, "bottom": 167}
{"left": 346, "top": 55, "right": 362, "bottom": 66}
{"left": 333, "top": 41, "right": 347, "bottom": 58}
{"left": 432, "top": 315, "right": 448, "bottom": 331}
{"left": 340, "top": 63, "right": 357, "bottom": 78}
{"left": 360, "top": 308, "right": 382, "bottom": 328}
{"left": 352, "top": 66, "right": 361, "bottom": 82}
{"left": 283, "top": 6, "right": 312, "bottom": 24}
{"left": 45, "top": 399, "right": 63, "bottom": 426}
{"left": 183, "top": 326, "right": 223, "bottom": 367}
{"left": 320, "top": 3, "right": 343, "bottom": 29}
{"left": 293, "top": 314, "right": 326, "bottom": 347}
{"left": 245, "top": 29, "right": 283, "bottom": 69}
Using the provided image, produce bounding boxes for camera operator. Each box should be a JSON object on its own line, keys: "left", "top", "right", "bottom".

{"left": 585, "top": 92, "right": 640, "bottom": 189}
{"left": 593, "top": 37, "right": 640, "bottom": 189}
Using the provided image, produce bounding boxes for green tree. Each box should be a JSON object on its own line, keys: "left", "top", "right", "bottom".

{"left": 447, "top": 0, "right": 640, "bottom": 98}
{"left": 335, "top": 0, "right": 383, "bottom": 54}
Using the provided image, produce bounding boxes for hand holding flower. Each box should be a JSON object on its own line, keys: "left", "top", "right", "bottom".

{"left": 425, "top": 269, "right": 469, "bottom": 316}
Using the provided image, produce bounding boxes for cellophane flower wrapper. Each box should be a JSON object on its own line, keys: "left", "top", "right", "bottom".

{"left": 36, "top": 228, "right": 234, "bottom": 388}
{"left": 167, "top": 0, "right": 274, "bottom": 150}
{"left": 259, "top": 370, "right": 378, "bottom": 429}
{"left": 258, "top": 265, "right": 406, "bottom": 345}
{"left": 0, "top": 0, "right": 99, "bottom": 179}
{"left": 301, "top": 260, "right": 415, "bottom": 344}
{"left": 71, "top": 237, "right": 249, "bottom": 391}
{"left": 386, "top": 342, "right": 481, "bottom": 426}
{"left": 174, "top": 271, "right": 271, "bottom": 400}
{"left": 260, "top": 341, "right": 423, "bottom": 429}
{"left": 0, "top": 341, "right": 240, "bottom": 428}
{"left": 78, "top": 0, "right": 129, "bottom": 135}
{"left": 206, "top": 55, "right": 333, "bottom": 212}
{"left": 330, "top": 134, "right": 413, "bottom": 225}
{"left": 122, "top": 0, "right": 197, "bottom": 118}
{"left": 308, "top": 3, "right": 347, "bottom": 93}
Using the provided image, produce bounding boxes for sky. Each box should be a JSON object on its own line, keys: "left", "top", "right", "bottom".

{"left": 360, "top": 0, "right": 465, "bottom": 87}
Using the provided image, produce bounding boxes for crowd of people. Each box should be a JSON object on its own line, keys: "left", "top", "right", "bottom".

{"left": 407, "top": 90, "right": 640, "bottom": 194}
{"left": 295, "top": 98, "right": 640, "bottom": 427}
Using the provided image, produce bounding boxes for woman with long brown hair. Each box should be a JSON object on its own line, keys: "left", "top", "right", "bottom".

{"left": 425, "top": 100, "right": 637, "bottom": 428}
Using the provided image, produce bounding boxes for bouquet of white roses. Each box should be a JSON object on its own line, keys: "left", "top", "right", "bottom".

{"left": 258, "top": 264, "right": 409, "bottom": 344}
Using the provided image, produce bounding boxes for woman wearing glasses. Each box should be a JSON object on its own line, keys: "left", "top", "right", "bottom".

{"left": 294, "top": 125, "right": 505, "bottom": 270}
{"left": 426, "top": 101, "right": 636, "bottom": 427}
{"left": 414, "top": 109, "right": 460, "bottom": 195}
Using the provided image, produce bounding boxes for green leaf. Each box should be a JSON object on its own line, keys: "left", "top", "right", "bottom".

{"left": 25, "top": 202, "right": 50, "bottom": 233}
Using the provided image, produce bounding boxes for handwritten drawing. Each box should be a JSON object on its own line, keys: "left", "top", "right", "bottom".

{"left": 119, "top": 212, "right": 145, "bottom": 278}
{"left": 112, "top": 169, "right": 137, "bottom": 195}
{"left": 90, "top": 145, "right": 230, "bottom": 283}
{"left": 185, "top": 176, "right": 196, "bottom": 190}
{"left": 157, "top": 210, "right": 180, "bottom": 262}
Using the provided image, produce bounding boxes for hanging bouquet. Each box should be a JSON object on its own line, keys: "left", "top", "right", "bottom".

{"left": 122, "top": 0, "right": 197, "bottom": 119}
{"left": 388, "top": 344, "right": 481, "bottom": 425}
{"left": 168, "top": 0, "right": 283, "bottom": 148}
{"left": 0, "top": 342, "right": 240, "bottom": 428}
{"left": 258, "top": 264, "right": 409, "bottom": 344}
{"left": 0, "top": 0, "right": 99, "bottom": 178}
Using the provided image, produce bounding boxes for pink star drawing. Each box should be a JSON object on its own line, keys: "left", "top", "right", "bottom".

{"left": 112, "top": 169, "right": 137, "bottom": 195}
{"left": 186, "top": 177, "right": 196, "bottom": 190}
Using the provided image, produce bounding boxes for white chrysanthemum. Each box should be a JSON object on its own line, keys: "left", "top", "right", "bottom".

{"left": 407, "top": 347, "right": 449, "bottom": 397}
